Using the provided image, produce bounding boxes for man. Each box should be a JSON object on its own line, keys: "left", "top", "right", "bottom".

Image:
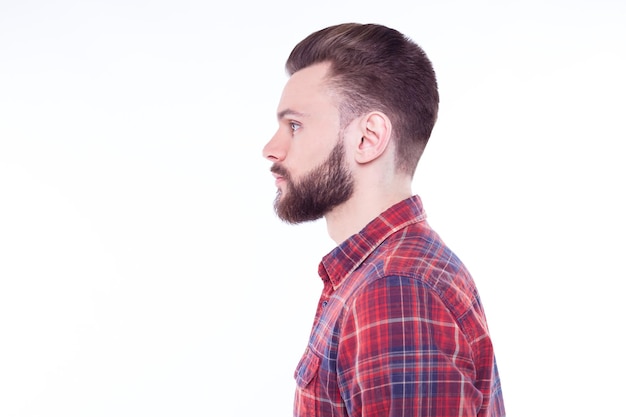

{"left": 262, "top": 23, "right": 505, "bottom": 417}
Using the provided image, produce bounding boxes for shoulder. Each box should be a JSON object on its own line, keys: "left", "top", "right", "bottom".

{"left": 343, "top": 224, "right": 481, "bottom": 328}
{"left": 362, "top": 222, "right": 473, "bottom": 294}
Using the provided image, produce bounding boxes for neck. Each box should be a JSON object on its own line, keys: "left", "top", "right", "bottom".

{"left": 324, "top": 180, "right": 413, "bottom": 244}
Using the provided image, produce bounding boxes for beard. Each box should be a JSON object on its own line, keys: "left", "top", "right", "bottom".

{"left": 271, "top": 140, "right": 355, "bottom": 224}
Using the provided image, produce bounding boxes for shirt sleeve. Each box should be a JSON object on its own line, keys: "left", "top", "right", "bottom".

{"left": 336, "top": 275, "right": 484, "bottom": 417}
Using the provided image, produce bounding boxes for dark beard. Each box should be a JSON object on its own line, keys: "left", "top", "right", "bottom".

{"left": 271, "top": 140, "right": 354, "bottom": 224}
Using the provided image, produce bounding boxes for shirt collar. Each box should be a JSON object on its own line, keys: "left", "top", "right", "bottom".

{"left": 318, "top": 195, "right": 427, "bottom": 289}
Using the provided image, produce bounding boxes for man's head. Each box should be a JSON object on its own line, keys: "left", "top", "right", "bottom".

{"left": 286, "top": 23, "right": 439, "bottom": 177}
{"left": 263, "top": 23, "right": 438, "bottom": 224}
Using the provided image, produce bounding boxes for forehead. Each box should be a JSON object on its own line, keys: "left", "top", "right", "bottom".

{"left": 277, "top": 62, "right": 337, "bottom": 114}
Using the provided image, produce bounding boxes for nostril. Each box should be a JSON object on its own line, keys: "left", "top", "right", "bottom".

{"left": 263, "top": 133, "right": 287, "bottom": 162}
{"left": 263, "top": 146, "right": 284, "bottom": 163}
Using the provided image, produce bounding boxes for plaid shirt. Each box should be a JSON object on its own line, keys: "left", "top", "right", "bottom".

{"left": 294, "top": 196, "right": 505, "bottom": 417}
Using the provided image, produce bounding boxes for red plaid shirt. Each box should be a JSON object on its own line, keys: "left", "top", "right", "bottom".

{"left": 294, "top": 196, "right": 505, "bottom": 416}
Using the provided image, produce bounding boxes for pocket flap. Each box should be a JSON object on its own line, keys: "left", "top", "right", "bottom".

{"left": 294, "top": 348, "right": 320, "bottom": 388}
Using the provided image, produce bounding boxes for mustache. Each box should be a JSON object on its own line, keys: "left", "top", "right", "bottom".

{"left": 270, "top": 164, "right": 290, "bottom": 179}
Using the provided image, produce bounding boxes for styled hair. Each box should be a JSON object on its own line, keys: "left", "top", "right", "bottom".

{"left": 286, "top": 23, "right": 439, "bottom": 177}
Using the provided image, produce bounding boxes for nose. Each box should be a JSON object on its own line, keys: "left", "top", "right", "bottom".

{"left": 262, "top": 130, "right": 287, "bottom": 162}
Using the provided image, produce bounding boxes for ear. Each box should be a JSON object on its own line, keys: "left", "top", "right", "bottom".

{"left": 354, "top": 112, "right": 392, "bottom": 164}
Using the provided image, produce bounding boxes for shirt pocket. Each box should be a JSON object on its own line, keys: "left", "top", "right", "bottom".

{"left": 294, "top": 347, "right": 320, "bottom": 388}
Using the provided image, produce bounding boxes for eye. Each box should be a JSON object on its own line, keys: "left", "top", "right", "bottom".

{"left": 289, "top": 122, "right": 301, "bottom": 133}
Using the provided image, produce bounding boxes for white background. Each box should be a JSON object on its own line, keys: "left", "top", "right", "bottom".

{"left": 1, "top": 0, "right": 624, "bottom": 416}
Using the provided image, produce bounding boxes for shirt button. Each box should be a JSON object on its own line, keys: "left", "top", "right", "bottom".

{"left": 321, "top": 301, "right": 328, "bottom": 308}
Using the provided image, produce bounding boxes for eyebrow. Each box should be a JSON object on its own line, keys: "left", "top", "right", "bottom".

{"left": 277, "top": 109, "right": 309, "bottom": 120}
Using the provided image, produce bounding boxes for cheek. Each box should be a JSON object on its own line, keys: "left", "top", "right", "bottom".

{"left": 288, "top": 144, "right": 324, "bottom": 173}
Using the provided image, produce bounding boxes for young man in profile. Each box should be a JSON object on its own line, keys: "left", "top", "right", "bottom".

{"left": 262, "top": 23, "right": 505, "bottom": 417}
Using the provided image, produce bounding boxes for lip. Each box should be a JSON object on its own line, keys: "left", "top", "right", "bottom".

{"left": 273, "top": 174, "right": 285, "bottom": 187}
{"left": 270, "top": 166, "right": 288, "bottom": 187}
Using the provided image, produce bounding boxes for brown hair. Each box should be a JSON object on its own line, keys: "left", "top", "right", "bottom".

{"left": 286, "top": 23, "right": 439, "bottom": 177}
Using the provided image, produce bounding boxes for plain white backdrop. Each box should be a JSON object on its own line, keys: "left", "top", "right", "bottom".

{"left": 1, "top": 0, "right": 624, "bottom": 416}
